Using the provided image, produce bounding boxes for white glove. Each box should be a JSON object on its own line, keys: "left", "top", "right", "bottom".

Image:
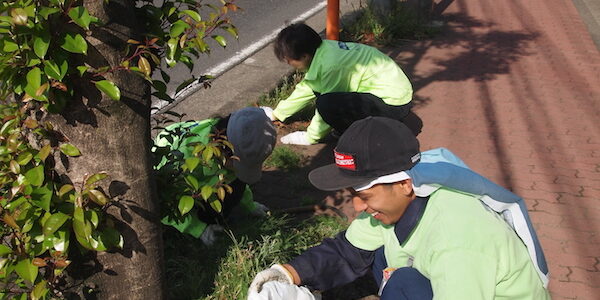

{"left": 249, "top": 264, "right": 293, "bottom": 294}
{"left": 199, "top": 224, "right": 224, "bottom": 246}
{"left": 250, "top": 202, "right": 270, "bottom": 217}
{"left": 280, "top": 131, "right": 312, "bottom": 145}
{"left": 259, "top": 106, "right": 276, "bottom": 121}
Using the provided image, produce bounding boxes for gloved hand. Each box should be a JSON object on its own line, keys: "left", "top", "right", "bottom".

{"left": 259, "top": 106, "right": 276, "bottom": 121}
{"left": 280, "top": 131, "right": 312, "bottom": 145}
{"left": 199, "top": 224, "right": 224, "bottom": 246}
{"left": 249, "top": 264, "right": 294, "bottom": 294}
{"left": 250, "top": 202, "right": 270, "bottom": 217}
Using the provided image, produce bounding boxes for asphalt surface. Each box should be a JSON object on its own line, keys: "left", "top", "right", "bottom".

{"left": 153, "top": 0, "right": 324, "bottom": 110}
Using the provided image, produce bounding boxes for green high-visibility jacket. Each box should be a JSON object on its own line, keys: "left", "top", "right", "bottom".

{"left": 273, "top": 40, "right": 413, "bottom": 143}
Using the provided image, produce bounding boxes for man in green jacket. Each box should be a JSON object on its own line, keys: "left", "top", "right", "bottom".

{"left": 262, "top": 23, "right": 422, "bottom": 145}
{"left": 249, "top": 117, "right": 550, "bottom": 299}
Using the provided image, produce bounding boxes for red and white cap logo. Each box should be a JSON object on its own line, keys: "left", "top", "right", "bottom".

{"left": 335, "top": 151, "right": 356, "bottom": 170}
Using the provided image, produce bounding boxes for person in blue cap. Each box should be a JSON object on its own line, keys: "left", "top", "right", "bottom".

{"left": 153, "top": 107, "right": 276, "bottom": 245}
{"left": 249, "top": 117, "right": 549, "bottom": 299}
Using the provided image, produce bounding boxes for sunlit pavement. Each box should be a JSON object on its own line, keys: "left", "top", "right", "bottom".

{"left": 399, "top": 0, "right": 599, "bottom": 298}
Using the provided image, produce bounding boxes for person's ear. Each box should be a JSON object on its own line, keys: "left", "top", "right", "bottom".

{"left": 398, "top": 178, "right": 414, "bottom": 196}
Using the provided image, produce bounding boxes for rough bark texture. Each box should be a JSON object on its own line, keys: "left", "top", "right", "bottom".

{"left": 48, "top": 0, "right": 164, "bottom": 298}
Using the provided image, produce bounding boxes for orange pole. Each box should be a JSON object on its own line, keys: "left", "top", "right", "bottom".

{"left": 326, "top": 0, "right": 340, "bottom": 40}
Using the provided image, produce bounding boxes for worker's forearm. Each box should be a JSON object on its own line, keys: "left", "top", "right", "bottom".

{"left": 282, "top": 263, "right": 301, "bottom": 285}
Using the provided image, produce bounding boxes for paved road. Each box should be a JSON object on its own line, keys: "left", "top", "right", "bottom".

{"left": 153, "top": 0, "right": 324, "bottom": 110}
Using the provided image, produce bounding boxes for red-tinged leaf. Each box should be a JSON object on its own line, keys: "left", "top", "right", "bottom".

{"left": 23, "top": 118, "right": 38, "bottom": 129}
{"left": 2, "top": 213, "right": 19, "bottom": 229}
{"left": 32, "top": 258, "right": 47, "bottom": 267}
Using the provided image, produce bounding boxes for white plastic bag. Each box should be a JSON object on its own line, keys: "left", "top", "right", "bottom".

{"left": 247, "top": 281, "right": 321, "bottom": 300}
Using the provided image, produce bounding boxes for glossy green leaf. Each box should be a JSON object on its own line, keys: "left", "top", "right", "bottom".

{"left": 58, "top": 184, "right": 74, "bottom": 198}
{"left": 178, "top": 195, "right": 194, "bottom": 215}
{"left": 85, "top": 172, "right": 108, "bottom": 187}
{"left": 9, "top": 160, "right": 20, "bottom": 174}
{"left": 52, "top": 229, "right": 69, "bottom": 252}
{"left": 86, "top": 210, "right": 99, "bottom": 228}
{"left": 99, "top": 227, "right": 122, "bottom": 249}
{"left": 59, "top": 143, "right": 81, "bottom": 157}
{"left": 24, "top": 165, "right": 44, "bottom": 186}
{"left": 210, "top": 199, "right": 222, "bottom": 213}
{"left": 39, "top": 7, "right": 61, "bottom": 19}
{"left": 31, "top": 185, "right": 53, "bottom": 212}
{"left": 88, "top": 189, "right": 108, "bottom": 206}
{"left": 33, "top": 31, "right": 50, "bottom": 59}
{"left": 15, "top": 259, "right": 38, "bottom": 284}
{"left": 0, "top": 118, "right": 16, "bottom": 135}
{"left": 212, "top": 35, "right": 227, "bottom": 47}
{"left": 43, "top": 61, "right": 62, "bottom": 81}
{"left": 0, "top": 244, "right": 12, "bottom": 257}
{"left": 224, "top": 25, "right": 239, "bottom": 39}
{"left": 169, "top": 20, "right": 190, "bottom": 37}
{"left": 43, "top": 212, "right": 69, "bottom": 236}
{"left": 31, "top": 280, "right": 48, "bottom": 300}
{"left": 200, "top": 185, "right": 213, "bottom": 201}
{"left": 1, "top": 38, "right": 18, "bottom": 52}
{"left": 180, "top": 10, "right": 201, "bottom": 22}
{"left": 60, "top": 33, "right": 88, "bottom": 54}
{"left": 184, "top": 157, "right": 200, "bottom": 172}
{"left": 184, "top": 175, "right": 200, "bottom": 191}
{"left": 16, "top": 151, "right": 34, "bottom": 165}
{"left": 77, "top": 65, "right": 89, "bottom": 76}
{"left": 24, "top": 67, "right": 43, "bottom": 99}
{"left": 166, "top": 38, "right": 178, "bottom": 67}
{"left": 37, "top": 144, "right": 51, "bottom": 162}
{"left": 94, "top": 80, "right": 121, "bottom": 100}
{"left": 68, "top": 6, "right": 94, "bottom": 30}
{"left": 72, "top": 217, "right": 93, "bottom": 250}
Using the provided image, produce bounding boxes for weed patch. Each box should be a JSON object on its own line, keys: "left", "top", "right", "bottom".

{"left": 263, "top": 145, "right": 303, "bottom": 170}
{"left": 165, "top": 214, "right": 348, "bottom": 299}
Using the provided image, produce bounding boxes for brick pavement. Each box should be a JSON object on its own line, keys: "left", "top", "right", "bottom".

{"left": 389, "top": 0, "right": 600, "bottom": 298}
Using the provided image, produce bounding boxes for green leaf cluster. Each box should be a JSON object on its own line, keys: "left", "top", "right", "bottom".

{"left": 154, "top": 128, "right": 236, "bottom": 225}
{"left": 1, "top": 0, "right": 241, "bottom": 297}
{"left": 0, "top": 104, "right": 123, "bottom": 299}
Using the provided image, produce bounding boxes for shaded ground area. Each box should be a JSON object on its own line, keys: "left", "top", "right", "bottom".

{"left": 253, "top": 0, "right": 600, "bottom": 298}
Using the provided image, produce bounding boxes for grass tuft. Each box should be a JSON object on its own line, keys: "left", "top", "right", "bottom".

{"left": 263, "top": 145, "right": 303, "bottom": 170}
{"left": 165, "top": 214, "right": 348, "bottom": 300}
{"left": 341, "top": 1, "right": 440, "bottom": 45}
{"left": 256, "top": 71, "right": 304, "bottom": 108}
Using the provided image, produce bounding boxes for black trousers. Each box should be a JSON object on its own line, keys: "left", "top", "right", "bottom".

{"left": 316, "top": 92, "right": 423, "bottom": 136}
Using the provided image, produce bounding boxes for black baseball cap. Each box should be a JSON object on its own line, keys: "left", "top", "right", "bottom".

{"left": 308, "top": 117, "right": 421, "bottom": 191}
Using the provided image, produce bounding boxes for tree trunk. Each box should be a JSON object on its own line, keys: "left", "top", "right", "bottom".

{"left": 48, "top": 0, "right": 164, "bottom": 298}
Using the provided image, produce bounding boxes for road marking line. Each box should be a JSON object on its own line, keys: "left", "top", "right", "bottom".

{"left": 155, "top": 1, "right": 327, "bottom": 113}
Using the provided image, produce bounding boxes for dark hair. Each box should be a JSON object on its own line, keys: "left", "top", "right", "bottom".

{"left": 274, "top": 23, "right": 322, "bottom": 61}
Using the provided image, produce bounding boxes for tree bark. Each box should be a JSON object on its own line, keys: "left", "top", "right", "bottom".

{"left": 48, "top": 0, "right": 164, "bottom": 298}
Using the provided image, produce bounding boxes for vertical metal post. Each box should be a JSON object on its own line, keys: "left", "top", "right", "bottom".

{"left": 326, "top": 0, "right": 340, "bottom": 40}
